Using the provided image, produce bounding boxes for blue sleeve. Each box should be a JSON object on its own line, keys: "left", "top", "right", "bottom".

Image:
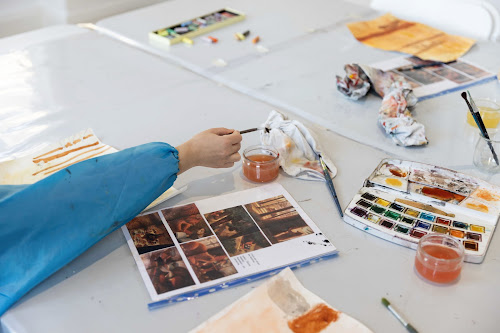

{"left": 0, "top": 142, "right": 179, "bottom": 316}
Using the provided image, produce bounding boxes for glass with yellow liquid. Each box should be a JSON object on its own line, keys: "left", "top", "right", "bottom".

{"left": 466, "top": 99, "right": 500, "bottom": 129}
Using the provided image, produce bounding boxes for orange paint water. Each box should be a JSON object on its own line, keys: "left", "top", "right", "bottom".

{"left": 415, "top": 244, "right": 462, "bottom": 283}
{"left": 243, "top": 154, "right": 279, "bottom": 183}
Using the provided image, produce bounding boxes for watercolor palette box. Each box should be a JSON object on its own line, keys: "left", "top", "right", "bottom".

{"left": 344, "top": 159, "right": 500, "bottom": 263}
{"left": 122, "top": 183, "right": 337, "bottom": 308}
{"left": 149, "top": 8, "right": 245, "bottom": 46}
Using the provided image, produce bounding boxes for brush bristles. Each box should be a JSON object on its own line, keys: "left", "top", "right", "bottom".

{"left": 381, "top": 297, "right": 390, "bottom": 307}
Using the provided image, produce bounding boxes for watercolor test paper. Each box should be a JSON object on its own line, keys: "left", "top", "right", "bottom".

{"left": 122, "top": 183, "right": 337, "bottom": 305}
{"left": 191, "top": 268, "right": 372, "bottom": 333}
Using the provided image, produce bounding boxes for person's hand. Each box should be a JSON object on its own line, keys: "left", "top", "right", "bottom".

{"left": 176, "top": 128, "right": 242, "bottom": 174}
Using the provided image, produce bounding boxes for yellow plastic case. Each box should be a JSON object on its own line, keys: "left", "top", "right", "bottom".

{"left": 149, "top": 8, "right": 245, "bottom": 46}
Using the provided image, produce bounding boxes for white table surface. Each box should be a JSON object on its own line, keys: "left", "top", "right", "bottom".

{"left": 97, "top": 0, "right": 500, "bottom": 173}
{"left": 1, "top": 24, "right": 500, "bottom": 333}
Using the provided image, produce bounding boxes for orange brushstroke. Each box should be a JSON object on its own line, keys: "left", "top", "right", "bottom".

{"left": 32, "top": 147, "right": 63, "bottom": 160}
{"left": 43, "top": 147, "right": 111, "bottom": 175}
{"left": 33, "top": 141, "right": 100, "bottom": 163}
{"left": 475, "top": 189, "right": 499, "bottom": 202}
{"left": 466, "top": 202, "right": 489, "bottom": 213}
{"left": 288, "top": 304, "right": 339, "bottom": 333}
{"left": 32, "top": 145, "right": 108, "bottom": 176}
{"left": 385, "top": 178, "right": 402, "bottom": 187}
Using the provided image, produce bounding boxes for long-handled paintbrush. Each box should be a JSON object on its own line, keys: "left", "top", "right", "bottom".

{"left": 461, "top": 92, "right": 499, "bottom": 165}
{"left": 319, "top": 155, "right": 343, "bottom": 218}
{"left": 239, "top": 127, "right": 270, "bottom": 134}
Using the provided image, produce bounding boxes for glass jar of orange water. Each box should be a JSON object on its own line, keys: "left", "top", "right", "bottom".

{"left": 466, "top": 99, "right": 500, "bottom": 129}
{"left": 242, "top": 145, "right": 280, "bottom": 183}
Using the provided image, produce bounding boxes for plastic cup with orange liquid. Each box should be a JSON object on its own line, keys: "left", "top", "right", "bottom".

{"left": 414, "top": 234, "right": 464, "bottom": 284}
{"left": 466, "top": 99, "right": 500, "bottom": 130}
{"left": 242, "top": 145, "right": 280, "bottom": 183}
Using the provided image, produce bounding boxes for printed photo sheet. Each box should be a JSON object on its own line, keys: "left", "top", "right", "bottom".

{"left": 122, "top": 183, "right": 337, "bottom": 302}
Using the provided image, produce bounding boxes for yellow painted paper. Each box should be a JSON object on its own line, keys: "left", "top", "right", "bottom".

{"left": 347, "top": 14, "right": 475, "bottom": 62}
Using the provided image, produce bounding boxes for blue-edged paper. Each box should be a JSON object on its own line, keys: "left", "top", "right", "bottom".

{"left": 122, "top": 183, "right": 338, "bottom": 308}
{"left": 371, "top": 56, "right": 497, "bottom": 101}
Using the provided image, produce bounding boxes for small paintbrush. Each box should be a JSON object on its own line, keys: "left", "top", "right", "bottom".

{"left": 319, "top": 155, "right": 343, "bottom": 218}
{"left": 461, "top": 91, "right": 499, "bottom": 165}
{"left": 239, "top": 127, "right": 270, "bottom": 134}
{"left": 381, "top": 298, "right": 418, "bottom": 333}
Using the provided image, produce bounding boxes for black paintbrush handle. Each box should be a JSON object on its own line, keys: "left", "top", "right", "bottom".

{"left": 239, "top": 128, "right": 259, "bottom": 134}
{"left": 462, "top": 92, "right": 500, "bottom": 165}
{"left": 468, "top": 92, "right": 500, "bottom": 165}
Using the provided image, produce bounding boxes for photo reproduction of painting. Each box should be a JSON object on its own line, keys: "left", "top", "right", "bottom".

{"left": 125, "top": 213, "right": 174, "bottom": 254}
{"left": 204, "top": 205, "right": 271, "bottom": 257}
{"left": 180, "top": 236, "right": 238, "bottom": 283}
{"left": 162, "top": 203, "right": 213, "bottom": 243}
{"left": 141, "top": 247, "right": 195, "bottom": 294}
{"left": 245, "top": 195, "right": 313, "bottom": 244}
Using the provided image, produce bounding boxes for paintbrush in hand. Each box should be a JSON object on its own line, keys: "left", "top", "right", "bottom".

{"left": 461, "top": 92, "right": 499, "bottom": 165}
{"left": 239, "top": 127, "right": 270, "bottom": 134}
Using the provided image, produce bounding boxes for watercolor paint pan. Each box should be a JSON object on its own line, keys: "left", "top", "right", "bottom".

{"left": 344, "top": 159, "right": 499, "bottom": 264}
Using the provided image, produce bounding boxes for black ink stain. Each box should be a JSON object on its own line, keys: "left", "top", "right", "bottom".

{"left": 65, "top": 169, "right": 71, "bottom": 175}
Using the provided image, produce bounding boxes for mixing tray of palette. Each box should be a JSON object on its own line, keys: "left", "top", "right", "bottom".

{"left": 344, "top": 159, "right": 500, "bottom": 263}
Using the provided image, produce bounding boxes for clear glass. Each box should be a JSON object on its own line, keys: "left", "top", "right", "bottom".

{"left": 414, "top": 234, "right": 464, "bottom": 284}
{"left": 473, "top": 131, "right": 500, "bottom": 173}
{"left": 466, "top": 98, "right": 500, "bottom": 130}
{"left": 242, "top": 145, "right": 280, "bottom": 183}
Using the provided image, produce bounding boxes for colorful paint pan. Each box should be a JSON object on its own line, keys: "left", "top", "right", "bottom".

{"left": 404, "top": 208, "right": 420, "bottom": 217}
{"left": 453, "top": 221, "right": 468, "bottom": 229}
{"left": 380, "top": 220, "right": 395, "bottom": 229}
{"left": 410, "top": 229, "right": 427, "bottom": 239}
{"left": 400, "top": 216, "right": 415, "bottom": 225}
{"left": 450, "top": 229, "right": 465, "bottom": 238}
{"left": 466, "top": 232, "right": 482, "bottom": 241}
{"left": 419, "top": 212, "right": 435, "bottom": 222}
{"left": 432, "top": 225, "right": 449, "bottom": 234}
{"left": 370, "top": 205, "right": 386, "bottom": 215}
{"left": 376, "top": 198, "right": 391, "bottom": 207}
{"left": 416, "top": 221, "right": 431, "bottom": 230}
{"left": 436, "top": 217, "right": 451, "bottom": 225}
{"left": 394, "top": 224, "right": 410, "bottom": 234}
{"left": 463, "top": 241, "right": 479, "bottom": 251}
{"left": 366, "top": 213, "right": 381, "bottom": 223}
{"left": 356, "top": 199, "right": 372, "bottom": 209}
{"left": 350, "top": 207, "right": 367, "bottom": 217}
{"left": 384, "top": 210, "right": 401, "bottom": 220}
{"left": 470, "top": 225, "right": 485, "bottom": 233}
{"left": 389, "top": 202, "right": 405, "bottom": 212}
{"left": 361, "top": 192, "right": 377, "bottom": 201}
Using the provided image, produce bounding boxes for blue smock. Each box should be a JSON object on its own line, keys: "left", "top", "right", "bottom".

{"left": 0, "top": 142, "right": 179, "bottom": 316}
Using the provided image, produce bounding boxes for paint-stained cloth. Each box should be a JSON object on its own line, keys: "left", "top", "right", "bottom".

{"left": 0, "top": 143, "right": 179, "bottom": 316}
{"left": 336, "top": 64, "right": 428, "bottom": 146}
{"left": 261, "top": 111, "right": 337, "bottom": 181}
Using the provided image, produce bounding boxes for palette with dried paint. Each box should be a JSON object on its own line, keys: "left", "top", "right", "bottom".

{"left": 344, "top": 159, "right": 500, "bottom": 263}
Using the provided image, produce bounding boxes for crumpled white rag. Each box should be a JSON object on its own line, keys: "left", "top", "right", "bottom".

{"left": 260, "top": 111, "right": 337, "bottom": 181}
